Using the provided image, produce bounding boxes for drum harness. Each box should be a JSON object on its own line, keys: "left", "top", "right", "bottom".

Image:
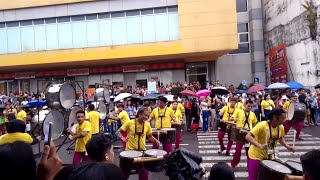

{"left": 134, "top": 119, "right": 145, "bottom": 151}
{"left": 243, "top": 111, "right": 250, "bottom": 130}
{"left": 267, "top": 121, "right": 280, "bottom": 160}
{"left": 158, "top": 107, "right": 167, "bottom": 129}
{"left": 223, "top": 106, "right": 235, "bottom": 130}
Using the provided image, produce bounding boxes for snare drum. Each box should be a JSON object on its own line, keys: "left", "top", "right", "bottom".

{"left": 286, "top": 160, "right": 303, "bottom": 176}
{"left": 144, "top": 149, "right": 167, "bottom": 172}
{"left": 259, "top": 160, "right": 292, "bottom": 180}
{"left": 171, "top": 122, "right": 185, "bottom": 131}
{"left": 153, "top": 128, "right": 176, "bottom": 144}
{"left": 288, "top": 103, "right": 306, "bottom": 122}
{"left": 46, "top": 84, "right": 76, "bottom": 109}
{"left": 230, "top": 126, "right": 249, "bottom": 143}
{"left": 119, "top": 150, "right": 143, "bottom": 174}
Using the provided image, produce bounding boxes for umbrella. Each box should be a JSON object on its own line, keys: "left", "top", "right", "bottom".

{"left": 286, "top": 81, "right": 304, "bottom": 89}
{"left": 164, "top": 95, "right": 181, "bottom": 102}
{"left": 180, "top": 89, "right": 197, "bottom": 97}
{"left": 28, "top": 100, "right": 46, "bottom": 107}
{"left": 211, "top": 86, "right": 230, "bottom": 95}
{"left": 315, "top": 84, "right": 320, "bottom": 89}
{"left": 247, "top": 84, "right": 266, "bottom": 93}
{"left": 267, "top": 83, "right": 290, "bottom": 89}
{"left": 129, "top": 94, "right": 142, "bottom": 101}
{"left": 196, "top": 89, "right": 211, "bottom": 97}
{"left": 114, "top": 93, "right": 132, "bottom": 102}
{"left": 141, "top": 95, "right": 158, "bottom": 101}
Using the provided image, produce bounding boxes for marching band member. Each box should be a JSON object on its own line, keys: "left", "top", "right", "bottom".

{"left": 149, "top": 96, "right": 175, "bottom": 154}
{"left": 86, "top": 104, "right": 101, "bottom": 136}
{"left": 16, "top": 105, "right": 27, "bottom": 122}
{"left": 218, "top": 98, "right": 238, "bottom": 156}
{"left": 171, "top": 101, "right": 183, "bottom": 150}
{"left": 68, "top": 110, "right": 92, "bottom": 164}
{"left": 230, "top": 100, "right": 257, "bottom": 168}
{"left": 227, "top": 95, "right": 244, "bottom": 110}
{"left": 283, "top": 93, "right": 304, "bottom": 140}
{"left": 245, "top": 109, "right": 295, "bottom": 180}
{"left": 169, "top": 95, "right": 185, "bottom": 114}
{"left": 261, "top": 94, "right": 275, "bottom": 120}
{"left": 116, "top": 108, "right": 160, "bottom": 180}
{"left": 109, "top": 104, "right": 130, "bottom": 148}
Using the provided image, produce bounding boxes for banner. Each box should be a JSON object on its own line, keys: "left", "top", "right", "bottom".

{"left": 147, "top": 81, "right": 157, "bottom": 94}
{"left": 123, "top": 65, "right": 145, "bottom": 72}
{"left": 15, "top": 72, "right": 35, "bottom": 79}
{"left": 67, "top": 68, "right": 89, "bottom": 76}
{"left": 269, "top": 44, "right": 287, "bottom": 83}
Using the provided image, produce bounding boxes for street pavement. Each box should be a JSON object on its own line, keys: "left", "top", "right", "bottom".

{"left": 32, "top": 125, "right": 320, "bottom": 180}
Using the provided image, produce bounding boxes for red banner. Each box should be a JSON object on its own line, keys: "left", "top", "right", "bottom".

{"left": 15, "top": 72, "right": 35, "bottom": 79}
{"left": 122, "top": 65, "right": 145, "bottom": 72}
{"left": 67, "top": 68, "right": 89, "bottom": 76}
{"left": 269, "top": 44, "right": 287, "bottom": 83}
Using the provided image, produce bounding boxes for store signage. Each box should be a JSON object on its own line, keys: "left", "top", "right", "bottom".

{"left": 15, "top": 72, "right": 35, "bottom": 79}
{"left": 269, "top": 44, "right": 287, "bottom": 83}
{"left": 254, "top": 78, "right": 259, "bottom": 84}
{"left": 67, "top": 68, "right": 89, "bottom": 76}
{"left": 123, "top": 65, "right": 145, "bottom": 72}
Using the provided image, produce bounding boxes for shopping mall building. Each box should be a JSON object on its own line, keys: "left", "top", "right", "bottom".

{"left": 0, "top": 0, "right": 265, "bottom": 94}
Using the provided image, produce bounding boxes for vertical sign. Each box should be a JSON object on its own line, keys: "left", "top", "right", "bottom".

{"left": 147, "top": 81, "right": 157, "bottom": 94}
{"left": 269, "top": 44, "right": 287, "bottom": 83}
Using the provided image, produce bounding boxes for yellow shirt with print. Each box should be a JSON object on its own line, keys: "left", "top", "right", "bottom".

{"left": 150, "top": 107, "right": 174, "bottom": 129}
{"left": 220, "top": 105, "right": 237, "bottom": 122}
{"left": 75, "top": 121, "right": 92, "bottom": 152}
{"left": 283, "top": 101, "right": 291, "bottom": 120}
{"left": 232, "top": 110, "right": 257, "bottom": 130}
{"left": 3, "top": 109, "right": 17, "bottom": 122}
{"left": 118, "top": 110, "right": 130, "bottom": 125}
{"left": 169, "top": 103, "right": 185, "bottom": 113}
{"left": 121, "top": 120, "right": 152, "bottom": 151}
{"left": 17, "top": 110, "right": 27, "bottom": 121}
{"left": 261, "top": 100, "right": 275, "bottom": 110}
{"left": 173, "top": 109, "right": 183, "bottom": 123}
{"left": 87, "top": 111, "right": 101, "bottom": 134}
{"left": 248, "top": 121, "right": 285, "bottom": 161}
{"left": 0, "top": 132, "right": 33, "bottom": 145}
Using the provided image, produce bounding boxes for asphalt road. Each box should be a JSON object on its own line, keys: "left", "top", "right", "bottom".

{"left": 32, "top": 125, "right": 320, "bottom": 180}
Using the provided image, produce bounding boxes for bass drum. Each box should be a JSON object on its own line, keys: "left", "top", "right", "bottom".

{"left": 46, "top": 84, "right": 76, "bottom": 109}
{"left": 42, "top": 110, "right": 65, "bottom": 140}
{"left": 66, "top": 106, "right": 82, "bottom": 133}
{"left": 288, "top": 102, "right": 306, "bottom": 122}
{"left": 91, "top": 102, "right": 107, "bottom": 119}
{"left": 94, "top": 88, "right": 110, "bottom": 103}
{"left": 32, "top": 110, "right": 50, "bottom": 123}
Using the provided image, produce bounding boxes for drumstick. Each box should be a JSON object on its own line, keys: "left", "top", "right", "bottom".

{"left": 259, "top": 113, "right": 262, "bottom": 122}
{"left": 157, "top": 131, "right": 160, "bottom": 141}
{"left": 265, "top": 127, "right": 268, "bottom": 145}
{"left": 293, "top": 130, "right": 297, "bottom": 148}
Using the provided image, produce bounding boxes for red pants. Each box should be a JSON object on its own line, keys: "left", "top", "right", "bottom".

{"left": 121, "top": 131, "right": 127, "bottom": 148}
{"left": 284, "top": 120, "right": 303, "bottom": 138}
{"left": 231, "top": 142, "right": 249, "bottom": 168}
{"left": 73, "top": 151, "right": 90, "bottom": 164}
{"left": 175, "top": 131, "right": 181, "bottom": 150}
{"left": 218, "top": 130, "right": 233, "bottom": 154}
{"left": 153, "top": 142, "right": 172, "bottom": 155}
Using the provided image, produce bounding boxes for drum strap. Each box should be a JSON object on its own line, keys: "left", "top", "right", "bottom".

{"left": 243, "top": 111, "right": 250, "bottom": 130}
{"left": 135, "top": 120, "right": 145, "bottom": 151}
{"left": 158, "top": 107, "right": 167, "bottom": 129}
{"left": 227, "top": 106, "right": 235, "bottom": 118}
{"left": 267, "top": 122, "right": 279, "bottom": 159}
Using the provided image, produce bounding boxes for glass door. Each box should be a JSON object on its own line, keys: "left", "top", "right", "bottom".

{"left": 186, "top": 63, "right": 208, "bottom": 89}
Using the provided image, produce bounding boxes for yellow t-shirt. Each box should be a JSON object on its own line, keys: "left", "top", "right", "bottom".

{"left": 121, "top": 120, "right": 152, "bottom": 151}
{"left": 147, "top": 107, "right": 152, "bottom": 114}
{"left": 3, "top": 109, "right": 17, "bottom": 122}
{"left": 261, "top": 100, "right": 275, "bottom": 110}
{"left": 75, "top": 121, "right": 92, "bottom": 152}
{"left": 220, "top": 105, "right": 237, "bottom": 122}
{"left": 17, "top": 110, "right": 27, "bottom": 121}
{"left": 118, "top": 110, "right": 130, "bottom": 125}
{"left": 87, "top": 111, "right": 101, "bottom": 134}
{"left": 248, "top": 121, "right": 285, "bottom": 161}
{"left": 150, "top": 107, "right": 174, "bottom": 129}
{"left": 0, "top": 132, "right": 33, "bottom": 145}
{"left": 85, "top": 110, "right": 89, "bottom": 120}
{"left": 227, "top": 102, "right": 244, "bottom": 110}
{"left": 232, "top": 110, "right": 257, "bottom": 130}
{"left": 173, "top": 109, "right": 183, "bottom": 123}
{"left": 283, "top": 101, "right": 291, "bottom": 120}
{"left": 169, "top": 103, "right": 185, "bottom": 113}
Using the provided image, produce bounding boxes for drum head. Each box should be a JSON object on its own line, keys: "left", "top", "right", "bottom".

{"left": 59, "top": 84, "right": 76, "bottom": 109}
{"left": 104, "top": 89, "right": 110, "bottom": 103}
{"left": 161, "top": 128, "right": 176, "bottom": 131}
{"left": 43, "top": 110, "right": 64, "bottom": 140}
{"left": 288, "top": 103, "right": 295, "bottom": 120}
{"left": 109, "top": 102, "right": 115, "bottom": 111}
{"left": 261, "top": 160, "right": 292, "bottom": 174}
{"left": 98, "top": 102, "right": 107, "bottom": 119}
{"left": 68, "top": 106, "right": 82, "bottom": 128}
{"left": 145, "top": 149, "right": 167, "bottom": 156}
{"left": 286, "top": 161, "right": 302, "bottom": 172}
{"left": 120, "top": 150, "right": 143, "bottom": 158}
{"left": 32, "top": 110, "right": 49, "bottom": 123}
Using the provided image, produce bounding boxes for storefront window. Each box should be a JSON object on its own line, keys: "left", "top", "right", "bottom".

{"left": 186, "top": 63, "right": 208, "bottom": 88}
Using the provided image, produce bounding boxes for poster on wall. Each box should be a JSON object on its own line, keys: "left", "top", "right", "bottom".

{"left": 269, "top": 44, "right": 287, "bottom": 83}
{"left": 147, "top": 81, "right": 157, "bottom": 94}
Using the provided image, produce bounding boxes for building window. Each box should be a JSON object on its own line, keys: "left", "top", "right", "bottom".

{"left": 0, "top": 6, "right": 179, "bottom": 55}
{"left": 236, "top": 0, "right": 248, "bottom": 12}
{"left": 230, "top": 23, "right": 250, "bottom": 54}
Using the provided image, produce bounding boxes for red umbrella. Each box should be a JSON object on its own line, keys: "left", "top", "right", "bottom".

{"left": 180, "top": 89, "right": 197, "bottom": 97}
{"left": 248, "top": 84, "right": 266, "bottom": 93}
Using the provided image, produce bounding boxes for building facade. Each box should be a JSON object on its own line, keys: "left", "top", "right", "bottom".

{"left": 0, "top": 0, "right": 238, "bottom": 94}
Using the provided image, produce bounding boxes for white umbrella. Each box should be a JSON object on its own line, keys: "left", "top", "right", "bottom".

{"left": 211, "top": 86, "right": 230, "bottom": 95}
{"left": 114, "top": 93, "right": 132, "bottom": 102}
{"left": 267, "top": 83, "right": 290, "bottom": 89}
{"left": 164, "top": 95, "right": 181, "bottom": 102}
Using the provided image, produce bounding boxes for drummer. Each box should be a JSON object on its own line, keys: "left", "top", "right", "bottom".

{"left": 227, "top": 95, "right": 244, "bottom": 110}
{"left": 230, "top": 100, "right": 257, "bottom": 168}
{"left": 245, "top": 108, "right": 295, "bottom": 180}
{"left": 149, "top": 96, "right": 175, "bottom": 154}
{"left": 283, "top": 93, "right": 303, "bottom": 140}
{"left": 169, "top": 95, "right": 185, "bottom": 114}
{"left": 116, "top": 108, "right": 160, "bottom": 180}
{"left": 171, "top": 101, "right": 183, "bottom": 150}
{"left": 86, "top": 104, "right": 102, "bottom": 136}
{"left": 218, "top": 98, "right": 238, "bottom": 156}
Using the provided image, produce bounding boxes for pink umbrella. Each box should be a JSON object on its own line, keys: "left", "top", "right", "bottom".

{"left": 196, "top": 89, "right": 211, "bottom": 97}
{"left": 180, "top": 89, "right": 197, "bottom": 97}
{"left": 247, "top": 84, "right": 266, "bottom": 93}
